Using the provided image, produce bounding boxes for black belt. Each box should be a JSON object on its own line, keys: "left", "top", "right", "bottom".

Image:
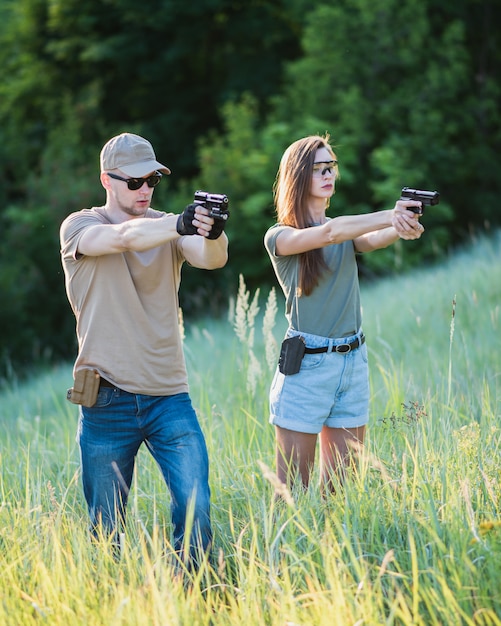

{"left": 304, "top": 333, "right": 365, "bottom": 354}
{"left": 99, "top": 377, "right": 116, "bottom": 388}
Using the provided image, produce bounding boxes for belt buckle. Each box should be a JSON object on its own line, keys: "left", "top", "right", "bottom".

{"left": 336, "top": 343, "right": 351, "bottom": 353}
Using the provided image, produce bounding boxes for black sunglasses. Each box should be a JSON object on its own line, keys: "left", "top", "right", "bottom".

{"left": 107, "top": 171, "right": 162, "bottom": 190}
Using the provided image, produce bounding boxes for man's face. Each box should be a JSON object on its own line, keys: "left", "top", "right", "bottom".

{"left": 104, "top": 170, "right": 158, "bottom": 217}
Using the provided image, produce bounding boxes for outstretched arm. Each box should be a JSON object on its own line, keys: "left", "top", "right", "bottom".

{"left": 275, "top": 199, "right": 424, "bottom": 256}
{"left": 355, "top": 201, "right": 425, "bottom": 252}
{"left": 76, "top": 205, "right": 227, "bottom": 263}
{"left": 76, "top": 213, "right": 180, "bottom": 256}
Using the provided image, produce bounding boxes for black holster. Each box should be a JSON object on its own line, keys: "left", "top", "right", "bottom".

{"left": 278, "top": 335, "right": 305, "bottom": 375}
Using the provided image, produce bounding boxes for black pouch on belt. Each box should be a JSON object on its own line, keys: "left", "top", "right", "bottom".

{"left": 278, "top": 335, "right": 306, "bottom": 375}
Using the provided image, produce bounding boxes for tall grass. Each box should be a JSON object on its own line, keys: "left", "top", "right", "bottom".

{"left": 1, "top": 233, "right": 500, "bottom": 625}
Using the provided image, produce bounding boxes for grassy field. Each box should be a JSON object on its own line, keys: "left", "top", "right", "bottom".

{"left": 1, "top": 232, "right": 500, "bottom": 625}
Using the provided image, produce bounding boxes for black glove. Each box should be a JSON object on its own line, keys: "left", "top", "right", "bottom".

{"left": 207, "top": 211, "right": 230, "bottom": 240}
{"left": 176, "top": 203, "right": 198, "bottom": 236}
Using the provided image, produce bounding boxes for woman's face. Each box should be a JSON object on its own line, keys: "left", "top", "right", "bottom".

{"left": 309, "top": 146, "right": 338, "bottom": 202}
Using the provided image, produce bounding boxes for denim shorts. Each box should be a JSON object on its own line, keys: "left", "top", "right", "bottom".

{"left": 269, "top": 329, "right": 369, "bottom": 434}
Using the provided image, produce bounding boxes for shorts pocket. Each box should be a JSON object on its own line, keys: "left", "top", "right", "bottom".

{"left": 300, "top": 352, "right": 327, "bottom": 370}
{"left": 360, "top": 342, "right": 369, "bottom": 364}
{"left": 270, "top": 368, "right": 285, "bottom": 403}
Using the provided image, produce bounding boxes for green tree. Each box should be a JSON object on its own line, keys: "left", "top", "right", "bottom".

{"left": 274, "top": 0, "right": 500, "bottom": 244}
{"left": 1, "top": 0, "right": 500, "bottom": 369}
{"left": 188, "top": 0, "right": 501, "bottom": 283}
{"left": 0, "top": 0, "right": 308, "bottom": 368}
{"left": 0, "top": 0, "right": 306, "bottom": 189}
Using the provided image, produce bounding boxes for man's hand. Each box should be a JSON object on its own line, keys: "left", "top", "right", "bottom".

{"left": 176, "top": 204, "right": 198, "bottom": 236}
{"left": 176, "top": 203, "right": 229, "bottom": 239}
{"left": 206, "top": 213, "right": 228, "bottom": 239}
{"left": 392, "top": 200, "right": 425, "bottom": 240}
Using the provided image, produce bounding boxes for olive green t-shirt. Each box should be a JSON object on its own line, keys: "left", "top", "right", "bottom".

{"left": 60, "top": 206, "right": 188, "bottom": 395}
{"left": 264, "top": 223, "right": 362, "bottom": 338}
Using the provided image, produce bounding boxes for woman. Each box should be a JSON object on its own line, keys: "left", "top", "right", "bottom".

{"left": 264, "top": 134, "right": 424, "bottom": 492}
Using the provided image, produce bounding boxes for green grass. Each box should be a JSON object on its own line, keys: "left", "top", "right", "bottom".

{"left": 1, "top": 233, "right": 500, "bottom": 625}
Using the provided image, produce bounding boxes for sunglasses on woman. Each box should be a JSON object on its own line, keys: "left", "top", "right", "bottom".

{"left": 107, "top": 171, "right": 162, "bottom": 190}
{"left": 312, "top": 160, "right": 338, "bottom": 177}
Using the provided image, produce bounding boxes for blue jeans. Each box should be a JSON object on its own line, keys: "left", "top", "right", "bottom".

{"left": 77, "top": 388, "right": 212, "bottom": 565}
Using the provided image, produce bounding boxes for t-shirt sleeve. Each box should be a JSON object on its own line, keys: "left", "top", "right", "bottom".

{"left": 264, "top": 224, "right": 288, "bottom": 259}
{"left": 60, "top": 210, "right": 105, "bottom": 261}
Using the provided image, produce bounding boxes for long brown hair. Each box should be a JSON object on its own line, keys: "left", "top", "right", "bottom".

{"left": 273, "top": 134, "right": 337, "bottom": 296}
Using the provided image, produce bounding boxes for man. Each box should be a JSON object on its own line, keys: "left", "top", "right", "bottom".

{"left": 60, "top": 132, "right": 229, "bottom": 568}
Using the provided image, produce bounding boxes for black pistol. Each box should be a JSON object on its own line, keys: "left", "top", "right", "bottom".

{"left": 400, "top": 187, "right": 440, "bottom": 214}
{"left": 193, "top": 190, "right": 230, "bottom": 220}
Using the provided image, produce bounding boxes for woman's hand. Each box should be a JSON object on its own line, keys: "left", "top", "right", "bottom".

{"left": 392, "top": 200, "right": 425, "bottom": 240}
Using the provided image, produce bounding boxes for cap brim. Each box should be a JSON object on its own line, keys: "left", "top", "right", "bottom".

{"left": 120, "top": 160, "right": 171, "bottom": 177}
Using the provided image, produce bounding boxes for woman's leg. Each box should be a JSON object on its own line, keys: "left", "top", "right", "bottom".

{"left": 319, "top": 425, "right": 365, "bottom": 492}
{"left": 275, "top": 425, "right": 318, "bottom": 489}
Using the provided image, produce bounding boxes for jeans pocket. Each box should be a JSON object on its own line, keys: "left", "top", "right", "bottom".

{"left": 93, "top": 387, "right": 116, "bottom": 408}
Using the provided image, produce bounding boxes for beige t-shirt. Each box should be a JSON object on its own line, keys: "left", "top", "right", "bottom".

{"left": 60, "top": 207, "right": 188, "bottom": 395}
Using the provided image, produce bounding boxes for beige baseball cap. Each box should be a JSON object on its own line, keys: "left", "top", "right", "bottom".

{"left": 100, "top": 132, "right": 171, "bottom": 176}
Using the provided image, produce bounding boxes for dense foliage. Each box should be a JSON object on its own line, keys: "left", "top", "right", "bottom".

{"left": 0, "top": 0, "right": 500, "bottom": 369}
